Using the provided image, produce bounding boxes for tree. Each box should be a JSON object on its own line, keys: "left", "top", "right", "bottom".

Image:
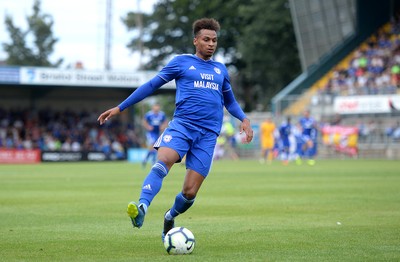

{"left": 122, "top": 0, "right": 243, "bottom": 69}
{"left": 122, "top": 0, "right": 300, "bottom": 111}
{"left": 2, "top": 0, "right": 62, "bottom": 67}
{"left": 238, "top": 0, "right": 301, "bottom": 111}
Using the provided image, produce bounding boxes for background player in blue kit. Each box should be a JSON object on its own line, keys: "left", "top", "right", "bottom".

{"left": 97, "top": 18, "right": 254, "bottom": 241}
{"left": 299, "top": 110, "right": 317, "bottom": 165}
{"left": 279, "top": 117, "right": 292, "bottom": 165}
{"left": 142, "top": 103, "right": 167, "bottom": 168}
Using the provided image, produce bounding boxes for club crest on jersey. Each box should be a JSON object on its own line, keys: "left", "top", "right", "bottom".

{"left": 163, "top": 134, "right": 172, "bottom": 143}
{"left": 214, "top": 67, "right": 221, "bottom": 74}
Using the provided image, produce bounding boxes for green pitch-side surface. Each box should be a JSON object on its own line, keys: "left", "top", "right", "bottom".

{"left": 0, "top": 160, "right": 399, "bottom": 261}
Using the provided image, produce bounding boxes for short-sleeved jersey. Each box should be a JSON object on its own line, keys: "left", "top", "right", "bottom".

{"left": 144, "top": 110, "right": 166, "bottom": 137}
{"left": 260, "top": 121, "right": 276, "bottom": 148}
{"left": 299, "top": 117, "right": 315, "bottom": 136}
{"left": 309, "top": 126, "right": 318, "bottom": 142}
{"left": 157, "top": 54, "right": 232, "bottom": 135}
{"left": 279, "top": 121, "right": 292, "bottom": 147}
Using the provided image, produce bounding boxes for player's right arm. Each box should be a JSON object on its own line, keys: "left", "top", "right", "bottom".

{"left": 142, "top": 114, "right": 153, "bottom": 131}
{"left": 97, "top": 106, "right": 120, "bottom": 125}
{"left": 98, "top": 57, "right": 181, "bottom": 126}
{"left": 118, "top": 76, "right": 166, "bottom": 111}
{"left": 97, "top": 76, "right": 165, "bottom": 125}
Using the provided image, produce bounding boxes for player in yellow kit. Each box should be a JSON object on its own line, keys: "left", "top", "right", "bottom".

{"left": 260, "top": 115, "right": 276, "bottom": 164}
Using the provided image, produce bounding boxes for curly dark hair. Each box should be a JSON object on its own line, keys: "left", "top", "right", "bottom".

{"left": 192, "top": 18, "right": 220, "bottom": 37}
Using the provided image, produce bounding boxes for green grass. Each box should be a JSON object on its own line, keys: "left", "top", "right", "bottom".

{"left": 0, "top": 160, "right": 399, "bottom": 261}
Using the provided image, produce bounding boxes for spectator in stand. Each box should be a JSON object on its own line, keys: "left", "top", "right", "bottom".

{"left": 392, "top": 122, "right": 400, "bottom": 140}
{"left": 390, "top": 64, "right": 400, "bottom": 87}
{"left": 71, "top": 139, "right": 82, "bottom": 151}
{"left": 61, "top": 137, "right": 72, "bottom": 151}
{"left": 112, "top": 139, "right": 125, "bottom": 159}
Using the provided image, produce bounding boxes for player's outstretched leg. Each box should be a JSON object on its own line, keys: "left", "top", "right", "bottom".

{"left": 127, "top": 201, "right": 145, "bottom": 228}
{"left": 162, "top": 209, "right": 175, "bottom": 242}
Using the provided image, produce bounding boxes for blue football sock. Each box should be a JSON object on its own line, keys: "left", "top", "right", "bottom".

{"left": 143, "top": 151, "right": 152, "bottom": 164}
{"left": 305, "top": 147, "right": 312, "bottom": 159}
{"left": 169, "top": 192, "right": 195, "bottom": 218}
{"left": 139, "top": 161, "right": 169, "bottom": 207}
{"left": 150, "top": 151, "right": 157, "bottom": 164}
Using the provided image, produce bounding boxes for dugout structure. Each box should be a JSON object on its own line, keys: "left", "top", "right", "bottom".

{"left": 0, "top": 67, "right": 176, "bottom": 119}
{"left": 0, "top": 67, "right": 177, "bottom": 163}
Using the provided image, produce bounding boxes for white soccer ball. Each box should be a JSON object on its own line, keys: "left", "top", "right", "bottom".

{"left": 163, "top": 227, "right": 195, "bottom": 255}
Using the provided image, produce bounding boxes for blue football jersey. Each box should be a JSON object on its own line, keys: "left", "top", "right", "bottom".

{"left": 157, "top": 54, "right": 232, "bottom": 134}
{"left": 299, "top": 117, "right": 315, "bottom": 136}
{"left": 279, "top": 122, "right": 291, "bottom": 146}
{"left": 144, "top": 110, "right": 166, "bottom": 137}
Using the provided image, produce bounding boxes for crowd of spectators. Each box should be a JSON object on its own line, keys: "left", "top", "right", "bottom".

{"left": 317, "top": 17, "right": 400, "bottom": 102}
{"left": 310, "top": 15, "right": 400, "bottom": 145}
{"left": 0, "top": 107, "right": 143, "bottom": 155}
{"left": 357, "top": 119, "right": 400, "bottom": 143}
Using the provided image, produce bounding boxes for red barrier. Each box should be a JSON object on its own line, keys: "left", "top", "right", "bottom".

{"left": 0, "top": 149, "right": 41, "bottom": 164}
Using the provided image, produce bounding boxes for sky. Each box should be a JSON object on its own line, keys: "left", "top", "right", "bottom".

{"left": 1, "top": 0, "right": 158, "bottom": 71}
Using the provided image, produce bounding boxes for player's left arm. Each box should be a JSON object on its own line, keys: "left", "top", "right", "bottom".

{"left": 223, "top": 89, "right": 253, "bottom": 143}
{"left": 221, "top": 65, "right": 253, "bottom": 143}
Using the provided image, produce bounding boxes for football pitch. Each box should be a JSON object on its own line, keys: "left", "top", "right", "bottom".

{"left": 1, "top": 159, "right": 399, "bottom": 261}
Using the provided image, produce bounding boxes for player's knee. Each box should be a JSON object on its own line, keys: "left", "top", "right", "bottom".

{"left": 156, "top": 156, "right": 175, "bottom": 169}
{"left": 181, "top": 189, "right": 197, "bottom": 200}
{"left": 182, "top": 183, "right": 201, "bottom": 199}
{"left": 157, "top": 148, "right": 180, "bottom": 169}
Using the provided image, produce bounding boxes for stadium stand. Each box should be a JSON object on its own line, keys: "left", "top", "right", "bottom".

{"left": 0, "top": 107, "right": 141, "bottom": 153}
{"left": 285, "top": 20, "right": 400, "bottom": 116}
{"left": 316, "top": 22, "right": 399, "bottom": 102}
{"left": 272, "top": 1, "right": 400, "bottom": 159}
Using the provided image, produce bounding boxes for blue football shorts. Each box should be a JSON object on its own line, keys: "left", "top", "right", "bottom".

{"left": 302, "top": 134, "right": 311, "bottom": 143}
{"left": 154, "top": 119, "right": 217, "bottom": 177}
{"left": 146, "top": 132, "right": 158, "bottom": 147}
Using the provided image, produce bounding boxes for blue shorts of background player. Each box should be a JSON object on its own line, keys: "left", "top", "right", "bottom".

{"left": 281, "top": 137, "right": 290, "bottom": 149}
{"left": 142, "top": 133, "right": 159, "bottom": 167}
{"left": 146, "top": 133, "right": 158, "bottom": 147}
{"left": 301, "top": 134, "right": 317, "bottom": 165}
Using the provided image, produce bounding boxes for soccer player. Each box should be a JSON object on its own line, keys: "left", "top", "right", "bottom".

{"left": 292, "top": 123, "right": 305, "bottom": 165}
{"left": 220, "top": 117, "right": 239, "bottom": 160}
{"left": 97, "top": 18, "right": 253, "bottom": 241}
{"left": 307, "top": 124, "right": 318, "bottom": 165}
{"left": 141, "top": 103, "right": 167, "bottom": 168}
{"left": 299, "top": 110, "right": 317, "bottom": 165}
{"left": 259, "top": 115, "right": 276, "bottom": 164}
{"left": 278, "top": 117, "right": 292, "bottom": 165}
